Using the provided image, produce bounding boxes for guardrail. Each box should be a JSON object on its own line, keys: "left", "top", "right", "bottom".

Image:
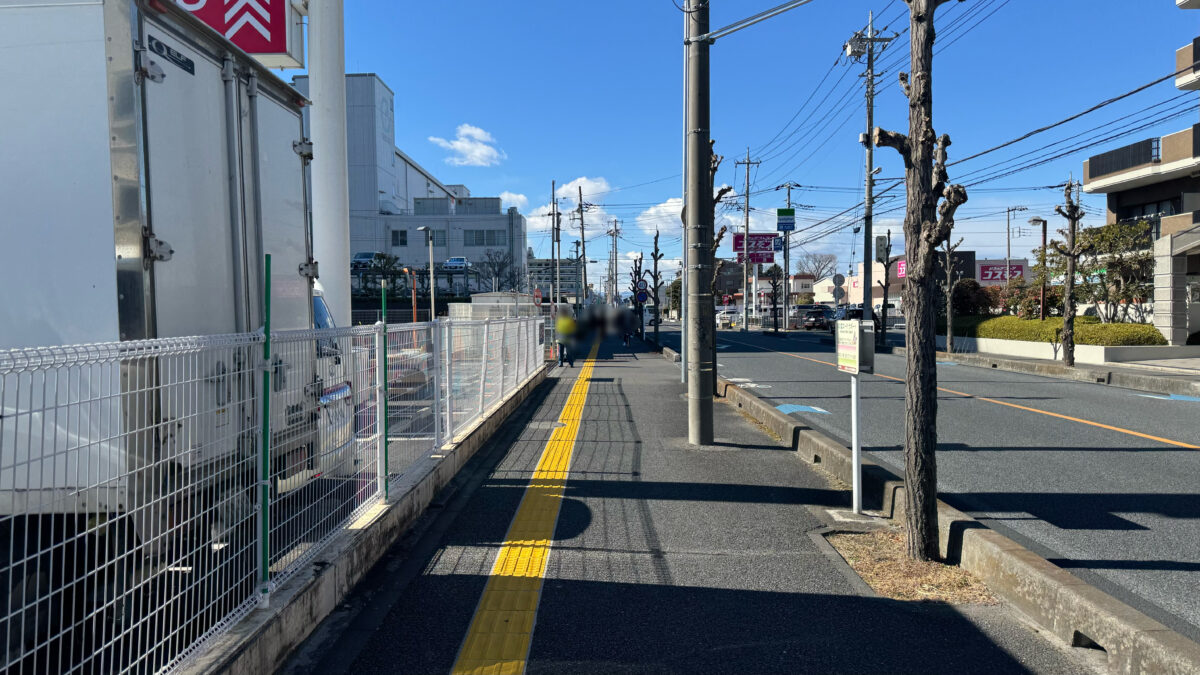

{"left": 0, "top": 317, "right": 543, "bottom": 674}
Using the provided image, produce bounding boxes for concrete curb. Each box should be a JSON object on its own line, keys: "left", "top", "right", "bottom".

{"left": 716, "top": 374, "right": 1200, "bottom": 675}
{"left": 886, "top": 345, "right": 1200, "bottom": 398}
{"left": 180, "top": 366, "right": 552, "bottom": 675}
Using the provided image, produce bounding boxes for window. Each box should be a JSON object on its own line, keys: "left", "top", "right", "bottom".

{"left": 391, "top": 230, "right": 407, "bottom": 247}
{"left": 433, "top": 230, "right": 447, "bottom": 247}
{"left": 464, "top": 230, "right": 507, "bottom": 247}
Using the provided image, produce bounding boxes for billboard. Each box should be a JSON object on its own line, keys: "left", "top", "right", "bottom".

{"left": 733, "top": 233, "right": 778, "bottom": 265}
{"left": 978, "top": 263, "right": 1025, "bottom": 284}
{"left": 897, "top": 259, "right": 906, "bottom": 278}
{"left": 179, "top": 0, "right": 306, "bottom": 68}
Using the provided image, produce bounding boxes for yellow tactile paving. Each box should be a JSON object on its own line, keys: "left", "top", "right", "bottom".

{"left": 451, "top": 341, "right": 601, "bottom": 675}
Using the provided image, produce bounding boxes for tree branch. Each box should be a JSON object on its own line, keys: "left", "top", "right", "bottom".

{"left": 925, "top": 183, "right": 968, "bottom": 247}
{"left": 898, "top": 72, "right": 911, "bottom": 99}
{"left": 873, "top": 127, "right": 912, "bottom": 167}
{"left": 932, "top": 134, "right": 951, "bottom": 196}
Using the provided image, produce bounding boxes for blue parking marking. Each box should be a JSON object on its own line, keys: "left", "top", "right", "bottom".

{"left": 776, "top": 404, "right": 830, "bottom": 415}
{"left": 936, "top": 362, "right": 958, "bottom": 366}
{"left": 1138, "top": 393, "right": 1200, "bottom": 402}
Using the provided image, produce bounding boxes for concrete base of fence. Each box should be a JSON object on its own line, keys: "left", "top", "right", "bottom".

{"left": 179, "top": 365, "right": 550, "bottom": 675}
{"left": 717, "top": 374, "right": 1200, "bottom": 675}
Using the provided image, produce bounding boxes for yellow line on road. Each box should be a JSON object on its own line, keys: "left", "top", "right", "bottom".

{"left": 717, "top": 335, "right": 1199, "bottom": 450}
{"left": 451, "top": 340, "right": 601, "bottom": 675}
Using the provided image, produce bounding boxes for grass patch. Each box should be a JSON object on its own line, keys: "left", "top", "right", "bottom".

{"left": 826, "top": 528, "right": 996, "bottom": 605}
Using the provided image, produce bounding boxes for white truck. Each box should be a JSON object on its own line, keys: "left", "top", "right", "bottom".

{"left": 0, "top": 0, "right": 359, "bottom": 667}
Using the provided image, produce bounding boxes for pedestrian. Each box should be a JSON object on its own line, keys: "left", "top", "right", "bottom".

{"left": 555, "top": 308, "right": 577, "bottom": 367}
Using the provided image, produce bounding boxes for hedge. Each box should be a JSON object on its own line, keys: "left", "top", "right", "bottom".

{"left": 944, "top": 316, "right": 1166, "bottom": 346}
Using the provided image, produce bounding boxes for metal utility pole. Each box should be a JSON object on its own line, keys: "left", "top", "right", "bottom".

{"left": 785, "top": 183, "right": 793, "bottom": 312}
{"left": 735, "top": 149, "right": 760, "bottom": 331}
{"left": 846, "top": 12, "right": 894, "bottom": 327}
{"left": 684, "top": 0, "right": 714, "bottom": 445}
{"left": 1032, "top": 216, "right": 1048, "bottom": 320}
{"left": 309, "top": 0, "right": 351, "bottom": 326}
{"left": 607, "top": 219, "right": 621, "bottom": 307}
{"left": 552, "top": 183, "right": 562, "bottom": 309}
{"left": 578, "top": 186, "right": 588, "bottom": 306}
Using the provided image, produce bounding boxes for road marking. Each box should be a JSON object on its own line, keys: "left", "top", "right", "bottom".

{"left": 777, "top": 404, "right": 830, "bottom": 415}
{"left": 451, "top": 340, "right": 601, "bottom": 675}
{"left": 1139, "top": 393, "right": 1200, "bottom": 403}
{"left": 717, "top": 336, "right": 1200, "bottom": 450}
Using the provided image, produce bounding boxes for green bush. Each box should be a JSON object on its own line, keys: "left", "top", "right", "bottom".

{"left": 946, "top": 316, "right": 1165, "bottom": 346}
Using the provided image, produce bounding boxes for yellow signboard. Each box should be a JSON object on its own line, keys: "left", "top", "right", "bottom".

{"left": 836, "top": 320, "right": 859, "bottom": 374}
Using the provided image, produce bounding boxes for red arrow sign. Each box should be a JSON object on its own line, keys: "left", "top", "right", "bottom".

{"left": 180, "top": 0, "right": 288, "bottom": 54}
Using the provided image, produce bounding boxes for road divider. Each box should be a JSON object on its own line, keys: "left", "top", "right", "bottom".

{"left": 715, "top": 372, "right": 1200, "bottom": 675}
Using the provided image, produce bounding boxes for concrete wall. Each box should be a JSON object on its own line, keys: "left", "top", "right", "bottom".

{"left": 934, "top": 335, "right": 1200, "bottom": 364}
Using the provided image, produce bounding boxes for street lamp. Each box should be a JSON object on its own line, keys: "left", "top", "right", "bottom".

{"left": 417, "top": 226, "right": 435, "bottom": 320}
{"left": 1030, "top": 216, "right": 1048, "bottom": 321}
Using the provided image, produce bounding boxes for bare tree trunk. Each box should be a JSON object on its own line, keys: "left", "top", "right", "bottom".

{"left": 874, "top": 0, "right": 968, "bottom": 562}
{"left": 1055, "top": 182, "right": 1088, "bottom": 369}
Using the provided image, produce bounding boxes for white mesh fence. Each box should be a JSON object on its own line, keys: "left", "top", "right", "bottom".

{"left": 0, "top": 318, "right": 543, "bottom": 674}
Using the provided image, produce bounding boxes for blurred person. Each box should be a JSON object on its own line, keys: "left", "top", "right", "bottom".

{"left": 555, "top": 308, "right": 577, "bottom": 367}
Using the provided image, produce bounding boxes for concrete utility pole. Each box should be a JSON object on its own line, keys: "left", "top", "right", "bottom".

{"left": 572, "top": 240, "right": 581, "bottom": 303}
{"left": 785, "top": 183, "right": 793, "bottom": 312}
{"left": 735, "top": 149, "right": 760, "bottom": 331}
{"left": 1032, "top": 216, "right": 1048, "bottom": 320}
{"left": 607, "top": 219, "right": 621, "bottom": 307}
{"left": 309, "top": 0, "right": 351, "bottom": 326}
{"left": 846, "top": 12, "right": 895, "bottom": 327}
{"left": 1005, "top": 205, "right": 1028, "bottom": 283}
{"left": 578, "top": 186, "right": 588, "bottom": 306}
{"left": 684, "top": 0, "right": 714, "bottom": 444}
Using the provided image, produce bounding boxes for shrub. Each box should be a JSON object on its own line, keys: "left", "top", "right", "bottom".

{"left": 949, "top": 316, "right": 1165, "bottom": 346}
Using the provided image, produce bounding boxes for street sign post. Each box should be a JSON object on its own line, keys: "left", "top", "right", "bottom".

{"left": 772, "top": 237, "right": 784, "bottom": 252}
{"left": 636, "top": 290, "right": 650, "bottom": 304}
{"left": 636, "top": 279, "right": 649, "bottom": 291}
{"left": 836, "top": 319, "right": 875, "bottom": 514}
{"left": 777, "top": 208, "right": 796, "bottom": 232}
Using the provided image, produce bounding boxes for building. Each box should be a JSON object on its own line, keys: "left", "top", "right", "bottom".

{"left": 293, "top": 74, "right": 527, "bottom": 292}
{"left": 527, "top": 256, "right": 583, "bottom": 304}
{"left": 1080, "top": 6, "right": 1200, "bottom": 344}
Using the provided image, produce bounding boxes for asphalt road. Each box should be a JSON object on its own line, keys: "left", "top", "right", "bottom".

{"left": 654, "top": 322, "right": 1200, "bottom": 643}
{"left": 282, "top": 336, "right": 1094, "bottom": 674}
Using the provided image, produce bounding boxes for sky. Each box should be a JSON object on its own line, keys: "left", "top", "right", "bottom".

{"left": 336, "top": 0, "right": 1200, "bottom": 287}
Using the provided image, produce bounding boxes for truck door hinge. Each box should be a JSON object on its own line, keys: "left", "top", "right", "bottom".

{"left": 134, "top": 47, "right": 166, "bottom": 84}
{"left": 299, "top": 258, "right": 319, "bottom": 279}
{"left": 293, "top": 139, "right": 314, "bottom": 163}
{"left": 143, "top": 229, "right": 174, "bottom": 263}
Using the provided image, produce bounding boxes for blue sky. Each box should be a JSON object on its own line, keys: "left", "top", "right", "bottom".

{"left": 340, "top": 1, "right": 1199, "bottom": 284}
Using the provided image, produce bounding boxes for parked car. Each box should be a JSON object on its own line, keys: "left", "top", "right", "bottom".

{"left": 802, "top": 308, "right": 833, "bottom": 331}
{"left": 352, "top": 251, "right": 383, "bottom": 271}
{"left": 443, "top": 256, "right": 468, "bottom": 271}
{"left": 828, "top": 306, "right": 882, "bottom": 333}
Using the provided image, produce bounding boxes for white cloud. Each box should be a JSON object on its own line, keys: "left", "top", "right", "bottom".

{"left": 428, "top": 123, "right": 507, "bottom": 167}
{"left": 499, "top": 191, "right": 528, "bottom": 210}
{"left": 635, "top": 197, "right": 683, "bottom": 236}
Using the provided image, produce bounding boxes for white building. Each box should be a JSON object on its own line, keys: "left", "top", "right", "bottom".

{"left": 293, "top": 74, "right": 527, "bottom": 291}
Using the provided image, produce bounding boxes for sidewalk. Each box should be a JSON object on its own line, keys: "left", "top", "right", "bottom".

{"left": 283, "top": 335, "right": 1094, "bottom": 674}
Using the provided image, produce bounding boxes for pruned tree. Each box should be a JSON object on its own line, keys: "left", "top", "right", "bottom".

{"left": 795, "top": 250, "right": 838, "bottom": 281}
{"left": 765, "top": 264, "right": 784, "bottom": 333}
{"left": 1053, "top": 182, "right": 1091, "bottom": 367}
{"left": 478, "top": 250, "right": 514, "bottom": 292}
{"left": 650, "top": 230, "right": 665, "bottom": 346}
{"left": 370, "top": 253, "right": 402, "bottom": 296}
{"left": 872, "top": 0, "right": 969, "bottom": 562}
{"left": 939, "top": 237, "right": 963, "bottom": 353}
{"left": 629, "top": 254, "right": 646, "bottom": 338}
{"left": 875, "top": 230, "right": 899, "bottom": 348}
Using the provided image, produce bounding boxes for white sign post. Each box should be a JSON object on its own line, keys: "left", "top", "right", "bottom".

{"left": 837, "top": 319, "right": 874, "bottom": 514}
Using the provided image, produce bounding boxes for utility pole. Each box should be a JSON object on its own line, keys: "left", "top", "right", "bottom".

{"left": 846, "top": 12, "right": 895, "bottom": 328}
{"left": 735, "top": 148, "right": 760, "bottom": 331}
{"left": 572, "top": 240, "right": 581, "bottom": 304}
{"left": 578, "top": 186, "right": 588, "bottom": 306}
{"left": 549, "top": 180, "right": 558, "bottom": 312}
{"left": 607, "top": 219, "right": 621, "bottom": 307}
{"left": 1005, "top": 205, "right": 1028, "bottom": 284}
{"left": 684, "top": 0, "right": 714, "bottom": 445}
{"left": 785, "top": 184, "right": 793, "bottom": 313}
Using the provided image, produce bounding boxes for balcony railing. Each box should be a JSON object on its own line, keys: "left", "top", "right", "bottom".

{"left": 1088, "top": 138, "right": 1160, "bottom": 179}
